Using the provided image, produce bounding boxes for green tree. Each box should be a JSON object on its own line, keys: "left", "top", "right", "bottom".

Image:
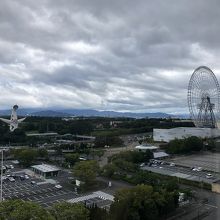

{"left": 102, "top": 163, "right": 117, "bottom": 178}
{"left": 0, "top": 200, "right": 54, "bottom": 220}
{"left": 14, "top": 149, "right": 38, "bottom": 167}
{"left": 38, "top": 148, "right": 49, "bottom": 159}
{"left": 110, "top": 184, "right": 159, "bottom": 220}
{"left": 94, "top": 136, "right": 124, "bottom": 148}
{"left": 94, "top": 149, "right": 105, "bottom": 161}
{"left": 73, "top": 160, "right": 99, "bottom": 184}
{"left": 184, "top": 136, "right": 203, "bottom": 152}
{"left": 110, "top": 184, "right": 178, "bottom": 220}
{"left": 205, "top": 139, "right": 215, "bottom": 151}
{"left": 166, "top": 136, "right": 203, "bottom": 154}
{"left": 166, "top": 138, "right": 185, "bottom": 154}
{"left": 110, "top": 150, "right": 153, "bottom": 164}
{"left": 65, "top": 153, "right": 79, "bottom": 166}
{"left": 88, "top": 205, "right": 109, "bottom": 220}
{"left": 50, "top": 202, "right": 89, "bottom": 220}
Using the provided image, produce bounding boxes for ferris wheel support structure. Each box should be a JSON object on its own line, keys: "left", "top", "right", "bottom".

{"left": 187, "top": 66, "right": 220, "bottom": 128}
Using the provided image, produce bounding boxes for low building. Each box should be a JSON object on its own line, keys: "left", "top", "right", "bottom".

{"left": 153, "top": 151, "right": 169, "bottom": 159}
{"left": 153, "top": 127, "right": 220, "bottom": 142}
{"left": 135, "top": 144, "right": 158, "bottom": 152}
{"left": 31, "top": 164, "right": 61, "bottom": 178}
{"left": 26, "top": 132, "right": 58, "bottom": 137}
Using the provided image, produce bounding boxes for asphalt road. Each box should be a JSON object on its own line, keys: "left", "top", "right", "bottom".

{"left": 142, "top": 163, "right": 218, "bottom": 184}
{"left": 99, "top": 141, "right": 139, "bottom": 167}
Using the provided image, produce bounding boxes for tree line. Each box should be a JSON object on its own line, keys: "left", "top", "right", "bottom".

{"left": 165, "top": 136, "right": 203, "bottom": 154}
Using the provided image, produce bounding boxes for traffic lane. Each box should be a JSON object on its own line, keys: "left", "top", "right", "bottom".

{"left": 96, "top": 176, "right": 133, "bottom": 195}
{"left": 142, "top": 166, "right": 214, "bottom": 184}
{"left": 148, "top": 163, "right": 218, "bottom": 181}
{"left": 186, "top": 186, "right": 220, "bottom": 220}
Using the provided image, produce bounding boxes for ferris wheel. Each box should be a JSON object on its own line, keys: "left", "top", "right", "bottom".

{"left": 187, "top": 66, "right": 220, "bottom": 128}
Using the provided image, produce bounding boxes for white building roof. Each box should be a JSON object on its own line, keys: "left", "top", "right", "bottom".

{"left": 153, "top": 152, "right": 169, "bottom": 158}
{"left": 27, "top": 132, "right": 58, "bottom": 137}
{"left": 135, "top": 144, "right": 158, "bottom": 150}
{"left": 31, "top": 164, "right": 61, "bottom": 173}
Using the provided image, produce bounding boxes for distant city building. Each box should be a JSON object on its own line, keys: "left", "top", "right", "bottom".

{"left": 110, "top": 121, "right": 123, "bottom": 128}
{"left": 31, "top": 164, "right": 61, "bottom": 178}
{"left": 153, "top": 127, "right": 220, "bottom": 142}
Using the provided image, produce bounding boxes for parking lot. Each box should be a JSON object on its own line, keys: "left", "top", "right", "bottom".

{"left": 168, "top": 152, "right": 220, "bottom": 173}
{"left": 142, "top": 159, "right": 220, "bottom": 184}
{"left": 2, "top": 174, "right": 78, "bottom": 207}
{"left": 0, "top": 163, "right": 115, "bottom": 209}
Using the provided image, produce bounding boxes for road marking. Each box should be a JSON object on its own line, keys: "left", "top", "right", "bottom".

{"left": 205, "top": 204, "right": 218, "bottom": 209}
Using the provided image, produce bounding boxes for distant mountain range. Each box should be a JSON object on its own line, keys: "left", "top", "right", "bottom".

{"left": 0, "top": 108, "right": 189, "bottom": 119}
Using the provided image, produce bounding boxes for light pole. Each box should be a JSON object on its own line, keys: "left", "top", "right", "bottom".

{"left": 0, "top": 150, "right": 3, "bottom": 202}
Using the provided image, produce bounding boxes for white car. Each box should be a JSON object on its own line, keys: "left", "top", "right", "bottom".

{"left": 79, "top": 157, "right": 87, "bottom": 161}
{"left": 139, "top": 163, "right": 145, "bottom": 167}
{"left": 193, "top": 167, "right": 203, "bottom": 172}
{"left": 55, "top": 184, "right": 62, "bottom": 189}
{"left": 24, "top": 175, "right": 30, "bottom": 179}
{"left": 206, "top": 173, "right": 213, "bottom": 179}
{"left": 170, "top": 163, "right": 175, "bottom": 167}
{"left": 8, "top": 177, "right": 15, "bottom": 182}
{"left": 197, "top": 167, "right": 203, "bottom": 171}
{"left": 2, "top": 176, "right": 7, "bottom": 181}
{"left": 9, "top": 165, "right": 14, "bottom": 169}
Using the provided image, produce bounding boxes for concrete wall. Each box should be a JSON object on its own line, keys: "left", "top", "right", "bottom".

{"left": 153, "top": 127, "right": 220, "bottom": 142}
{"left": 212, "top": 182, "right": 220, "bottom": 193}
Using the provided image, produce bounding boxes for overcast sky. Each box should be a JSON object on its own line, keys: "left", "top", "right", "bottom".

{"left": 0, "top": 0, "right": 220, "bottom": 113}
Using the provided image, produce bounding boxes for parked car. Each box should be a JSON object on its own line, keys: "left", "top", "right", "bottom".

{"left": 31, "top": 181, "right": 36, "bottom": 185}
{"left": 79, "top": 157, "right": 87, "bottom": 161}
{"left": 197, "top": 167, "right": 203, "bottom": 171}
{"left": 2, "top": 176, "right": 7, "bottom": 181}
{"left": 24, "top": 174, "right": 30, "bottom": 179}
{"left": 170, "top": 163, "right": 175, "bottom": 167}
{"left": 55, "top": 184, "right": 62, "bottom": 189}
{"left": 20, "top": 175, "right": 25, "bottom": 180}
{"left": 8, "top": 177, "right": 15, "bottom": 182}
{"left": 192, "top": 167, "right": 203, "bottom": 172}
{"left": 139, "top": 163, "right": 145, "bottom": 167}
{"left": 206, "top": 173, "right": 213, "bottom": 179}
{"left": 5, "top": 165, "right": 10, "bottom": 169}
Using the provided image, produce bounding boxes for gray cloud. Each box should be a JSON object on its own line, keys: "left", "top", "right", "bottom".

{"left": 0, "top": 0, "right": 220, "bottom": 113}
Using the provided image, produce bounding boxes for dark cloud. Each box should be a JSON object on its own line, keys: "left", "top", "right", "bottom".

{"left": 0, "top": 0, "right": 219, "bottom": 113}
